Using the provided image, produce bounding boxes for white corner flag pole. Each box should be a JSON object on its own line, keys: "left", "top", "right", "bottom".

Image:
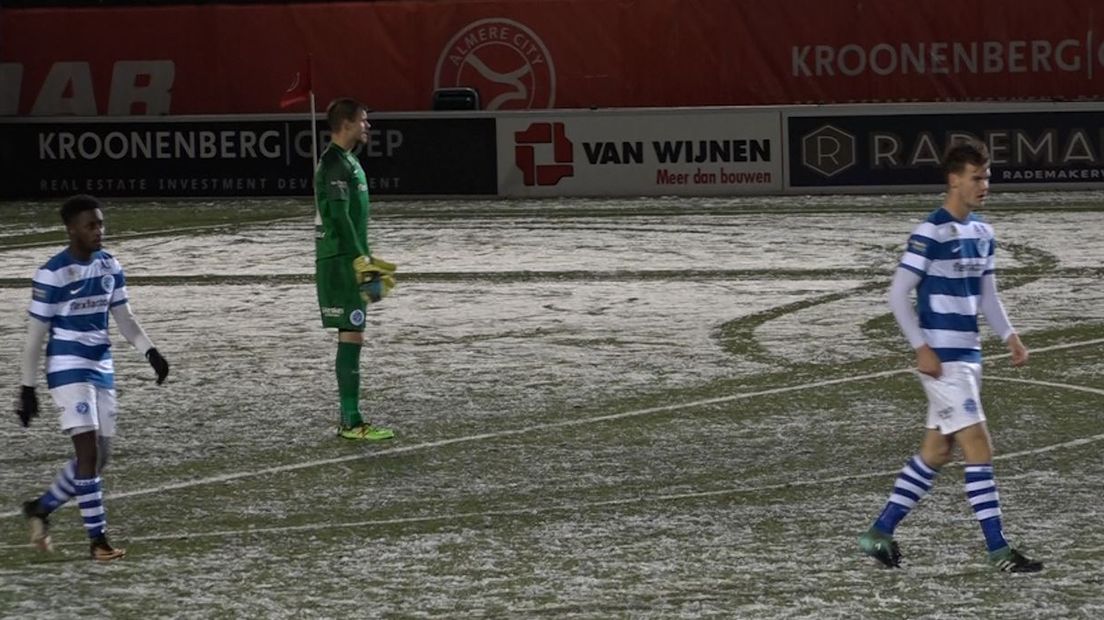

{"left": 308, "top": 89, "right": 320, "bottom": 216}
{"left": 309, "top": 93, "right": 319, "bottom": 173}
{"left": 307, "top": 53, "right": 319, "bottom": 174}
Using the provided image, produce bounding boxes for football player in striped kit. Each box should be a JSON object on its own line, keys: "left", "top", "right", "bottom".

{"left": 859, "top": 139, "right": 1042, "bottom": 573}
{"left": 16, "top": 195, "right": 169, "bottom": 561}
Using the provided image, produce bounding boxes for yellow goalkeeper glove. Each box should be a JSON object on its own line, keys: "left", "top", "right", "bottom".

{"left": 353, "top": 255, "right": 397, "bottom": 276}
{"left": 368, "top": 255, "right": 396, "bottom": 274}
{"left": 352, "top": 255, "right": 397, "bottom": 303}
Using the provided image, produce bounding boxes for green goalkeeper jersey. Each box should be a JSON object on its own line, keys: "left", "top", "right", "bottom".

{"left": 315, "top": 143, "right": 370, "bottom": 259}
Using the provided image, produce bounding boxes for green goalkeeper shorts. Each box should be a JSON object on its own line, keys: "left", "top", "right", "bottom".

{"left": 316, "top": 255, "right": 367, "bottom": 331}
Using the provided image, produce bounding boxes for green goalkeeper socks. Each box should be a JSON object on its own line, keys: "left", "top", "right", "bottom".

{"left": 336, "top": 341, "right": 363, "bottom": 427}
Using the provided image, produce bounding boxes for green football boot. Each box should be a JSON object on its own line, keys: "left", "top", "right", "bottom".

{"left": 859, "top": 528, "right": 902, "bottom": 568}
{"left": 337, "top": 423, "right": 395, "bottom": 441}
{"left": 989, "top": 546, "right": 1043, "bottom": 573}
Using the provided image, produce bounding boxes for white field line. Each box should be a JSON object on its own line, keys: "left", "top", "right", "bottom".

{"left": 1, "top": 337, "right": 1100, "bottom": 526}
{"left": 2, "top": 374, "right": 905, "bottom": 517}
{"left": 985, "top": 375, "right": 1104, "bottom": 397}
{"left": 5, "top": 383, "right": 1102, "bottom": 549}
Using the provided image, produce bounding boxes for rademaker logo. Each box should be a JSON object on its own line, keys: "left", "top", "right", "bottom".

{"left": 802, "top": 125, "right": 856, "bottom": 177}
{"left": 434, "top": 18, "right": 556, "bottom": 110}
{"left": 515, "top": 122, "right": 573, "bottom": 186}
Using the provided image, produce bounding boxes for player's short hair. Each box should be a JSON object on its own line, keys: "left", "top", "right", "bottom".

{"left": 326, "top": 97, "right": 367, "bottom": 132}
{"left": 944, "top": 138, "right": 990, "bottom": 175}
{"left": 60, "top": 194, "right": 103, "bottom": 224}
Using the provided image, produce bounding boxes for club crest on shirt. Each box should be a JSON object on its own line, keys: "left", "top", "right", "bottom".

{"left": 101, "top": 275, "right": 115, "bottom": 293}
{"left": 350, "top": 309, "right": 365, "bottom": 326}
{"left": 976, "top": 237, "right": 991, "bottom": 257}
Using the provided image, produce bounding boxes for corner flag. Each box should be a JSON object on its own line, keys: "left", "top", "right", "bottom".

{"left": 279, "top": 57, "right": 313, "bottom": 109}
{"left": 279, "top": 55, "right": 319, "bottom": 171}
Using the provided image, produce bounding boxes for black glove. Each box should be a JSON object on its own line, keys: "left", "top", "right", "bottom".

{"left": 17, "top": 385, "right": 39, "bottom": 427}
{"left": 146, "top": 348, "right": 170, "bottom": 385}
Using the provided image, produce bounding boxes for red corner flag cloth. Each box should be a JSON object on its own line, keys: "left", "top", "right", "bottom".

{"left": 279, "top": 58, "right": 312, "bottom": 109}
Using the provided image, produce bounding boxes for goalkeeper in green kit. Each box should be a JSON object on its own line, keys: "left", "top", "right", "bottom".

{"left": 315, "top": 98, "right": 396, "bottom": 440}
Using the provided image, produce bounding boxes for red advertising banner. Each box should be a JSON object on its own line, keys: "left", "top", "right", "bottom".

{"left": 3, "top": 0, "right": 1103, "bottom": 116}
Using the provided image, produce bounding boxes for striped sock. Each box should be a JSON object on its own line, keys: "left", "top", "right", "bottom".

{"left": 36, "top": 459, "right": 78, "bottom": 514}
{"left": 965, "top": 463, "right": 1008, "bottom": 552}
{"left": 873, "top": 455, "right": 939, "bottom": 535}
{"left": 73, "top": 476, "right": 107, "bottom": 539}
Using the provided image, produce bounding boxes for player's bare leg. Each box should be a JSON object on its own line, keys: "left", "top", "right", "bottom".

{"left": 918, "top": 429, "right": 955, "bottom": 469}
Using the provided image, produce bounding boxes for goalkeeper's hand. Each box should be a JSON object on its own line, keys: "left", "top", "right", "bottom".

{"left": 352, "top": 255, "right": 398, "bottom": 303}
{"left": 353, "top": 255, "right": 397, "bottom": 276}
{"left": 16, "top": 385, "right": 39, "bottom": 428}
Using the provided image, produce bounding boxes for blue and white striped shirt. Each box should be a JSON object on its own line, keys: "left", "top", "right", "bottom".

{"left": 898, "top": 208, "right": 996, "bottom": 363}
{"left": 28, "top": 250, "right": 128, "bottom": 389}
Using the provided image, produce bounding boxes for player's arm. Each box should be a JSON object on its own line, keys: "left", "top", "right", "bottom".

{"left": 17, "top": 272, "right": 56, "bottom": 426}
{"left": 110, "top": 303, "right": 169, "bottom": 384}
{"left": 979, "top": 272, "right": 1026, "bottom": 366}
{"left": 319, "top": 173, "right": 387, "bottom": 292}
{"left": 17, "top": 317, "right": 48, "bottom": 426}
{"left": 107, "top": 263, "right": 169, "bottom": 384}
{"left": 892, "top": 229, "right": 941, "bottom": 377}
{"left": 888, "top": 267, "right": 925, "bottom": 349}
{"left": 888, "top": 267, "right": 941, "bottom": 377}
{"left": 20, "top": 317, "right": 48, "bottom": 387}
{"left": 320, "top": 161, "right": 369, "bottom": 258}
{"left": 328, "top": 189, "right": 391, "bottom": 290}
{"left": 320, "top": 162, "right": 397, "bottom": 292}
{"left": 342, "top": 208, "right": 370, "bottom": 258}
{"left": 978, "top": 235, "right": 1026, "bottom": 366}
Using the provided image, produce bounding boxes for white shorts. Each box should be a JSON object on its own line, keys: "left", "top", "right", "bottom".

{"left": 919, "top": 361, "right": 986, "bottom": 435}
{"left": 49, "top": 383, "right": 118, "bottom": 437}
